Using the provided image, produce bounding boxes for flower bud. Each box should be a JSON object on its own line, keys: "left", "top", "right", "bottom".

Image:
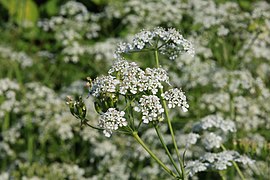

{"left": 67, "top": 96, "right": 87, "bottom": 120}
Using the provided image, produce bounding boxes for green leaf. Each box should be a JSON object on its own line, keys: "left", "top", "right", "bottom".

{"left": 0, "top": 0, "right": 39, "bottom": 24}
{"left": 45, "top": 0, "right": 58, "bottom": 16}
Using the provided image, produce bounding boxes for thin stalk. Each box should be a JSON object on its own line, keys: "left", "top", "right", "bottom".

{"left": 155, "top": 125, "right": 182, "bottom": 177}
{"left": 14, "top": 63, "right": 23, "bottom": 85}
{"left": 132, "top": 131, "right": 178, "bottom": 179}
{"left": 154, "top": 49, "right": 186, "bottom": 179}
{"left": 83, "top": 120, "right": 103, "bottom": 130}
{"left": 126, "top": 97, "right": 135, "bottom": 130}
{"left": 3, "top": 112, "right": 10, "bottom": 131}
{"left": 137, "top": 119, "right": 143, "bottom": 129}
{"left": 130, "top": 107, "right": 135, "bottom": 130}
{"left": 1, "top": 112, "right": 10, "bottom": 169}
{"left": 221, "top": 144, "right": 246, "bottom": 180}
{"left": 27, "top": 117, "right": 34, "bottom": 162}
{"left": 154, "top": 50, "right": 160, "bottom": 66}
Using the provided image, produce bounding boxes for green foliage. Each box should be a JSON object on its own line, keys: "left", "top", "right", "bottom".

{"left": 0, "top": 0, "right": 39, "bottom": 24}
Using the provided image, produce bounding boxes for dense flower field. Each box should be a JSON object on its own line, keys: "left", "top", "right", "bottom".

{"left": 0, "top": 0, "right": 270, "bottom": 179}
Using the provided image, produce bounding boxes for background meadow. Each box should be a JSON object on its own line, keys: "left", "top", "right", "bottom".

{"left": 0, "top": 0, "right": 270, "bottom": 179}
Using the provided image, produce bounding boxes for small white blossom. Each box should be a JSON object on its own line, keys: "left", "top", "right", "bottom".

{"left": 0, "top": 173, "right": 9, "bottom": 180}
{"left": 235, "top": 155, "right": 255, "bottom": 165}
{"left": 109, "top": 58, "right": 144, "bottom": 95}
{"left": 185, "top": 160, "right": 208, "bottom": 176}
{"left": 217, "top": 25, "right": 229, "bottom": 36}
{"left": 108, "top": 59, "right": 170, "bottom": 95}
{"left": 212, "top": 151, "right": 236, "bottom": 170}
{"left": 0, "top": 46, "right": 33, "bottom": 68}
{"left": 89, "top": 75, "right": 120, "bottom": 97}
{"left": 59, "top": 1, "right": 89, "bottom": 21}
{"left": 143, "top": 68, "right": 170, "bottom": 94}
{"left": 162, "top": 88, "right": 189, "bottom": 112}
{"left": 98, "top": 108, "right": 127, "bottom": 137}
{"left": 194, "top": 115, "right": 236, "bottom": 133}
{"left": 189, "top": 151, "right": 254, "bottom": 176}
{"left": 135, "top": 95, "right": 164, "bottom": 124}
{"left": 202, "top": 132, "right": 222, "bottom": 150}
{"left": 185, "top": 133, "right": 200, "bottom": 147}
{"left": 114, "top": 27, "right": 194, "bottom": 59}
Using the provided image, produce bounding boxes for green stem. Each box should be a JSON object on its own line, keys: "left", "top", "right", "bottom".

{"left": 154, "top": 49, "right": 186, "bottom": 179}
{"left": 84, "top": 120, "right": 103, "bottom": 130}
{"left": 1, "top": 112, "right": 10, "bottom": 169}
{"left": 219, "top": 171, "right": 227, "bottom": 180}
{"left": 2, "top": 112, "right": 10, "bottom": 131}
{"left": 155, "top": 125, "right": 182, "bottom": 177}
{"left": 132, "top": 131, "right": 178, "bottom": 179}
{"left": 14, "top": 63, "right": 23, "bottom": 85}
{"left": 27, "top": 117, "right": 34, "bottom": 162}
{"left": 154, "top": 50, "right": 160, "bottom": 66}
{"left": 221, "top": 144, "right": 246, "bottom": 180}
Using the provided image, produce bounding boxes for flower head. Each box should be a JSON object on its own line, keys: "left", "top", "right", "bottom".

{"left": 162, "top": 88, "right": 189, "bottom": 112}
{"left": 89, "top": 75, "right": 120, "bottom": 97}
{"left": 98, "top": 108, "right": 127, "bottom": 137}
{"left": 193, "top": 115, "right": 236, "bottom": 133}
{"left": 114, "top": 27, "right": 194, "bottom": 59}
{"left": 108, "top": 58, "right": 170, "bottom": 95}
{"left": 134, "top": 95, "right": 164, "bottom": 124}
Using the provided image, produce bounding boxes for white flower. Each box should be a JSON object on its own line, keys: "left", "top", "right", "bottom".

{"left": 217, "top": 25, "right": 229, "bottom": 36}
{"left": 188, "top": 151, "right": 254, "bottom": 175}
{"left": 185, "top": 133, "right": 200, "bottom": 147}
{"left": 135, "top": 95, "right": 164, "bottom": 124}
{"left": 98, "top": 108, "right": 127, "bottom": 137}
{"left": 0, "top": 172, "right": 9, "bottom": 180}
{"left": 59, "top": 1, "right": 89, "bottom": 21}
{"left": 114, "top": 27, "right": 194, "bottom": 59}
{"left": 185, "top": 160, "right": 208, "bottom": 176}
{"left": 109, "top": 58, "right": 144, "bottom": 95}
{"left": 202, "top": 132, "right": 222, "bottom": 150}
{"left": 212, "top": 151, "right": 236, "bottom": 170}
{"left": 89, "top": 75, "right": 120, "bottom": 97}
{"left": 162, "top": 88, "right": 189, "bottom": 112}
{"left": 235, "top": 155, "right": 255, "bottom": 165}
{"left": 108, "top": 59, "right": 170, "bottom": 95}
{"left": 0, "top": 46, "right": 33, "bottom": 68}
{"left": 194, "top": 115, "right": 236, "bottom": 133}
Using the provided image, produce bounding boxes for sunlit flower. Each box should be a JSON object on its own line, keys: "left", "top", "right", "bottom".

{"left": 98, "top": 108, "right": 127, "bottom": 137}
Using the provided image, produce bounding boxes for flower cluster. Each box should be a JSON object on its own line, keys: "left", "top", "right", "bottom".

{"left": 186, "top": 150, "right": 254, "bottom": 176}
{"left": 0, "top": 45, "right": 33, "bottom": 68}
{"left": 86, "top": 57, "right": 188, "bottom": 136}
{"left": 109, "top": 59, "right": 145, "bottom": 94}
{"left": 193, "top": 114, "right": 236, "bottom": 133}
{"left": 108, "top": 58, "right": 170, "bottom": 95}
{"left": 134, "top": 95, "right": 164, "bottom": 124}
{"left": 212, "top": 70, "right": 254, "bottom": 94}
{"left": 162, "top": 88, "right": 189, "bottom": 112}
{"left": 59, "top": 1, "right": 89, "bottom": 21}
{"left": 0, "top": 78, "right": 20, "bottom": 118}
{"left": 201, "top": 132, "right": 223, "bottom": 150}
{"left": 89, "top": 75, "right": 120, "bottom": 97}
{"left": 181, "top": 115, "right": 237, "bottom": 151}
{"left": 98, "top": 108, "right": 127, "bottom": 137}
{"left": 104, "top": 0, "right": 187, "bottom": 32}
{"left": 114, "top": 27, "right": 194, "bottom": 60}
{"left": 38, "top": 1, "right": 100, "bottom": 63}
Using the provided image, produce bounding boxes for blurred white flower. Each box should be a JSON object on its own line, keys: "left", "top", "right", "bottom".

{"left": 202, "top": 132, "right": 222, "bottom": 150}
